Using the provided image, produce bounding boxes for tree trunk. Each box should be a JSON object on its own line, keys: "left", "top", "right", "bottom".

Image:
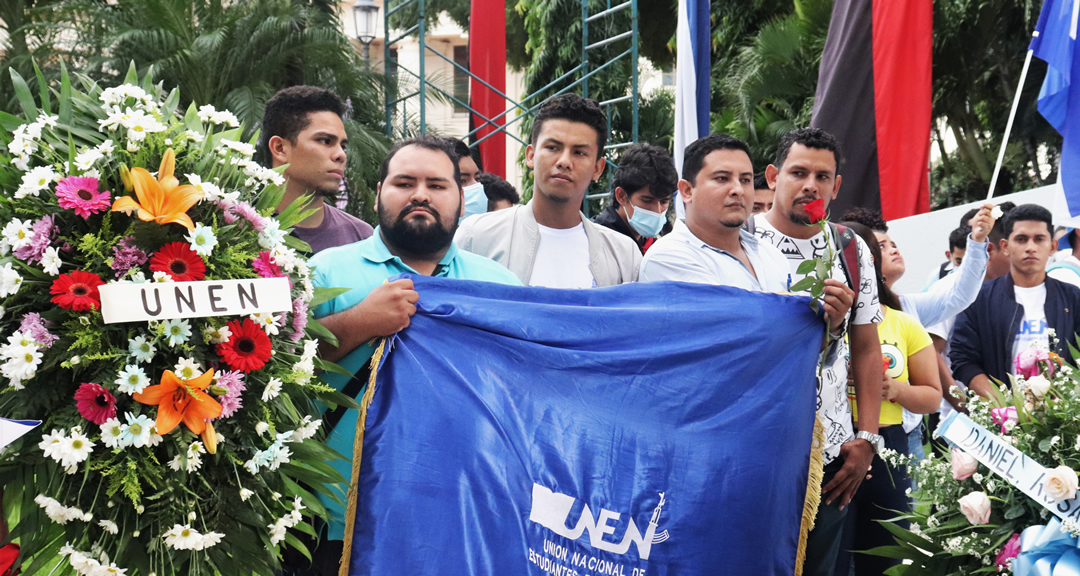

{"left": 1024, "top": 137, "right": 1045, "bottom": 184}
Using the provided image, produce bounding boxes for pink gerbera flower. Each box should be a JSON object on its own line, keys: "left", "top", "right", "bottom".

{"left": 252, "top": 251, "right": 285, "bottom": 278}
{"left": 74, "top": 382, "right": 117, "bottom": 424}
{"left": 55, "top": 176, "right": 112, "bottom": 218}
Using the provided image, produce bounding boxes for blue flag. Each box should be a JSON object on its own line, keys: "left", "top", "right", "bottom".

{"left": 1032, "top": 0, "right": 1080, "bottom": 215}
{"left": 346, "top": 277, "right": 823, "bottom": 575}
{"left": 674, "top": 0, "right": 711, "bottom": 219}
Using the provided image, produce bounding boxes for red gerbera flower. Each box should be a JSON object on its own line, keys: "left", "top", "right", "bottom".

{"left": 50, "top": 270, "right": 104, "bottom": 311}
{"left": 216, "top": 318, "right": 273, "bottom": 373}
{"left": 149, "top": 242, "right": 206, "bottom": 281}
{"left": 74, "top": 382, "right": 116, "bottom": 424}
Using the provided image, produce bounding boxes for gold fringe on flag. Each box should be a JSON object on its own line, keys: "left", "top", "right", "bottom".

{"left": 795, "top": 416, "right": 826, "bottom": 576}
{"left": 338, "top": 337, "right": 389, "bottom": 576}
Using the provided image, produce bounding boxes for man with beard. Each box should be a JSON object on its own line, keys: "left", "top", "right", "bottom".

{"left": 303, "top": 136, "right": 520, "bottom": 574}
{"left": 260, "top": 86, "right": 373, "bottom": 254}
{"left": 752, "top": 127, "right": 883, "bottom": 576}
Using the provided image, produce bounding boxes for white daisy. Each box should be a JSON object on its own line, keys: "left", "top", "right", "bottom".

{"left": 73, "top": 148, "right": 104, "bottom": 171}
{"left": 41, "top": 246, "right": 62, "bottom": 275}
{"left": 127, "top": 336, "right": 156, "bottom": 363}
{"left": 162, "top": 524, "right": 204, "bottom": 550}
{"left": 121, "top": 414, "right": 154, "bottom": 448}
{"left": 2, "top": 218, "right": 34, "bottom": 250}
{"left": 61, "top": 427, "right": 94, "bottom": 468}
{"left": 152, "top": 271, "right": 173, "bottom": 283}
{"left": 203, "top": 324, "right": 232, "bottom": 345}
{"left": 250, "top": 312, "right": 280, "bottom": 336}
{"left": 121, "top": 109, "right": 166, "bottom": 142}
{"left": 16, "top": 165, "right": 57, "bottom": 199}
{"left": 99, "top": 418, "right": 129, "bottom": 449}
{"left": 98, "top": 519, "right": 119, "bottom": 535}
{"left": 115, "top": 365, "right": 149, "bottom": 395}
{"left": 239, "top": 488, "right": 254, "bottom": 501}
{"left": 258, "top": 219, "right": 286, "bottom": 249}
{"left": 96, "top": 139, "right": 116, "bottom": 156}
{"left": 3, "top": 344, "right": 42, "bottom": 380}
{"left": 185, "top": 223, "right": 217, "bottom": 257}
{"left": 0, "top": 263, "right": 24, "bottom": 298}
{"left": 162, "top": 319, "right": 192, "bottom": 347}
{"left": 262, "top": 377, "right": 283, "bottom": 402}
{"left": 38, "top": 428, "right": 67, "bottom": 460}
{"left": 173, "top": 357, "right": 202, "bottom": 380}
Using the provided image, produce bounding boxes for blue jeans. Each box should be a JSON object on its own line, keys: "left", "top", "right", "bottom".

{"left": 907, "top": 423, "right": 925, "bottom": 492}
{"left": 803, "top": 459, "right": 849, "bottom": 576}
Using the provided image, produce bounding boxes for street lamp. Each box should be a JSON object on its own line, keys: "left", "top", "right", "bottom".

{"left": 353, "top": 0, "right": 379, "bottom": 61}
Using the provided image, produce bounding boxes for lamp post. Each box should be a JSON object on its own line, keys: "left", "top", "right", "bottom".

{"left": 353, "top": 0, "right": 378, "bottom": 61}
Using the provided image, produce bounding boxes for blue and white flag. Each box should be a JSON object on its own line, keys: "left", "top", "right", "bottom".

{"left": 674, "top": 0, "right": 711, "bottom": 219}
{"left": 345, "top": 277, "right": 823, "bottom": 575}
{"left": 1032, "top": 0, "right": 1080, "bottom": 216}
{"left": 0, "top": 417, "right": 40, "bottom": 451}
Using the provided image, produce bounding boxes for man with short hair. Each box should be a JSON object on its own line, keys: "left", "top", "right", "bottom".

{"left": 456, "top": 94, "right": 640, "bottom": 287}
{"left": 951, "top": 203, "right": 1080, "bottom": 399}
{"left": 260, "top": 86, "right": 373, "bottom": 253}
{"left": 591, "top": 142, "right": 678, "bottom": 253}
{"left": 752, "top": 127, "right": 883, "bottom": 576}
{"left": 307, "top": 136, "right": 520, "bottom": 568}
{"left": 640, "top": 135, "right": 791, "bottom": 291}
{"left": 477, "top": 173, "right": 520, "bottom": 211}
{"left": 445, "top": 138, "right": 488, "bottom": 221}
{"left": 752, "top": 173, "right": 774, "bottom": 215}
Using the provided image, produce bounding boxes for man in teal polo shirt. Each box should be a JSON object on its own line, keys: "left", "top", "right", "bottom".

{"left": 306, "top": 136, "right": 519, "bottom": 570}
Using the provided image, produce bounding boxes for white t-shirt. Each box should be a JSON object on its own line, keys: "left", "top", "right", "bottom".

{"left": 1012, "top": 284, "right": 1049, "bottom": 369}
{"left": 753, "top": 215, "right": 883, "bottom": 464}
{"left": 530, "top": 223, "right": 596, "bottom": 289}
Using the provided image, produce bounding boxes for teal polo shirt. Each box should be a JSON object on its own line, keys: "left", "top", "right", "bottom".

{"left": 310, "top": 227, "right": 521, "bottom": 540}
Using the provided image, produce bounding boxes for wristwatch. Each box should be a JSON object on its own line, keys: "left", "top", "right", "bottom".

{"left": 856, "top": 431, "right": 885, "bottom": 455}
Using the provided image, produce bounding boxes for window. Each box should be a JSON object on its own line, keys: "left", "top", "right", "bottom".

{"left": 453, "top": 45, "right": 469, "bottom": 114}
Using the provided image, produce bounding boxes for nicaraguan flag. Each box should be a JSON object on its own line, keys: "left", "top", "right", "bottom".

{"left": 674, "top": 0, "right": 710, "bottom": 218}
{"left": 344, "top": 277, "right": 823, "bottom": 575}
{"left": 0, "top": 417, "right": 40, "bottom": 451}
{"left": 1032, "top": 0, "right": 1080, "bottom": 216}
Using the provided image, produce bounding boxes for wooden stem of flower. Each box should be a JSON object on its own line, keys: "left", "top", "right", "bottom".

{"left": 339, "top": 337, "right": 390, "bottom": 576}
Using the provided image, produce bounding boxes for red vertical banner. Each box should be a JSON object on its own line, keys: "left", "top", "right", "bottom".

{"left": 872, "top": 0, "right": 932, "bottom": 219}
{"left": 469, "top": 0, "right": 507, "bottom": 178}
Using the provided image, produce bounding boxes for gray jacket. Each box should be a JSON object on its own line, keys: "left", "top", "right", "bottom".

{"left": 454, "top": 202, "right": 641, "bottom": 286}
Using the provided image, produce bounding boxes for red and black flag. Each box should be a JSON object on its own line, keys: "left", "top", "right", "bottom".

{"left": 811, "top": 0, "right": 932, "bottom": 220}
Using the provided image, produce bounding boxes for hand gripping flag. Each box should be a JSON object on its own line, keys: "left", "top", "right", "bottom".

{"left": 1032, "top": 0, "right": 1080, "bottom": 216}
{"left": 342, "top": 277, "right": 823, "bottom": 575}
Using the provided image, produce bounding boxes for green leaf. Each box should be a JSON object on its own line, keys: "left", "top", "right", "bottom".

{"left": 304, "top": 318, "right": 339, "bottom": 347}
{"left": 789, "top": 277, "right": 815, "bottom": 292}
{"left": 796, "top": 259, "right": 816, "bottom": 274}
{"left": 858, "top": 544, "right": 927, "bottom": 561}
{"left": 123, "top": 61, "right": 139, "bottom": 85}
{"left": 10, "top": 68, "right": 39, "bottom": 120}
{"left": 310, "top": 286, "right": 350, "bottom": 307}
{"left": 283, "top": 532, "right": 312, "bottom": 562}
{"left": 814, "top": 257, "right": 828, "bottom": 279}
{"left": 1040, "top": 436, "right": 1054, "bottom": 452}
{"left": 58, "top": 61, "right": 72, "bottom": 126}
{"left": 32, "top": 59, "right": 51, "bottom": 115}
{"left": 314, "top": 356, "right": 353, "bottom": 376}
{"left": 1005, "top": 503, "right": 1026, "bottom": 519}
{"left": 183, "top": 102, "right": 202, "bottom": 132}
{"left": 315, "top": 388, "right": 363, "bottom": 412}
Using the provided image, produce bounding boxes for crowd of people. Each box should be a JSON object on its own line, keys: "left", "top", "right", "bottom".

{"left": 266, "top": 85, "right": 1080, "bottom": 576}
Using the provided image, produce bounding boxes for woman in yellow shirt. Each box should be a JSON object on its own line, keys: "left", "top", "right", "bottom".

{"left": 838, "top": 222, "right": 942, "bottom": 576}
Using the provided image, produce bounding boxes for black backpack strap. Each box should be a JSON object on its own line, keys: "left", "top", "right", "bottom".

{"left": 830, "top": 223, "right": 861, "bottom": 325}
{"left": 938, "top": 261, "right": 950, "bottom": 279}
{"left": 322, "top": 359, "right": 372, "bottom": 436}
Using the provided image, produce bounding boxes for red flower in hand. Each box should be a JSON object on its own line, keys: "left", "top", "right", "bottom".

{"left": 149, "top": 242, "right": 206, "bottom": 281}
{"left": 217, "top": 318, "right": 273, "bottom": 373}
{"left": 50, "top": 270, "right": 104, "bottom": 311}
{"left": 804, "top": 199, "right": 827, "bottom": 223}
{"left": 882, "top": 355, "right": 892, "bottom": 374}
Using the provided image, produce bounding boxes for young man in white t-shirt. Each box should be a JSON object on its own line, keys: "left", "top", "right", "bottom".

{"left": 951, "top": 204, "right": 1080, "bottom": 399}
{"left": 751, "top": 127, "right": 882, "bottom": 576}
{"left": 454, "top": 94, "right": 640, "bottom": 287}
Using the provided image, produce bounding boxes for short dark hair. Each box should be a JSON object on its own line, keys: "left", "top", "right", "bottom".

{"left": 477, "top": 173, "right": 520, "bottom": 210}
{"left": 612, "top": 143, "right": 678, "bottom": 206}
{"left": 988, "top": 201, "right": 1017, "bottom": 244}
{"left": 949, "top": 226, "right": 970, "bottom": 252}
{"left": 1003, "top": 203, "right": 1053, "bottom": 237}
{"left": 959, "top": 208, "right": 979, "bottom": 228}
{"left": 774, "top": 127, "right": 842, "bottom": 173}
{"left": 446, "top": 138, "right": 483, "bottom": 172}
{"left": 753, "top": 173, "right": 769, "bottom": 191}
{"left": 681, "top": 134, "right": 752, "bottom": 185}
{"left": 839, "top": 207, "right": 888, "bottom": 233}
{"left": 530, "top": 94, "right": 608, "bottom": 153}
{"left": 259, "top": 86, "right": 346, "bottom": 166}
{"left": 379, "top": 136, "right": 461, "bottom": 189}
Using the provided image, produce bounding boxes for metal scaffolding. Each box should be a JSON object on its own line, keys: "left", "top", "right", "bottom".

{"left": 382, "top": 0, "right": 641, "bottom": 215}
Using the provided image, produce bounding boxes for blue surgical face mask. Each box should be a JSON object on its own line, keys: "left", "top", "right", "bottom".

{"left": 461, "top": 181, "right": 487, "bottom": 222}
{"left": 623, "top": 203, "right": 666, "bottom": 238}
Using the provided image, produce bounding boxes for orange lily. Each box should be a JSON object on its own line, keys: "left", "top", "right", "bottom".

{"left": 111, "top": 149, "right": 203, "bottom": 230}
{"left": 134, "top": 368, "right": 221, "bottom": 435}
